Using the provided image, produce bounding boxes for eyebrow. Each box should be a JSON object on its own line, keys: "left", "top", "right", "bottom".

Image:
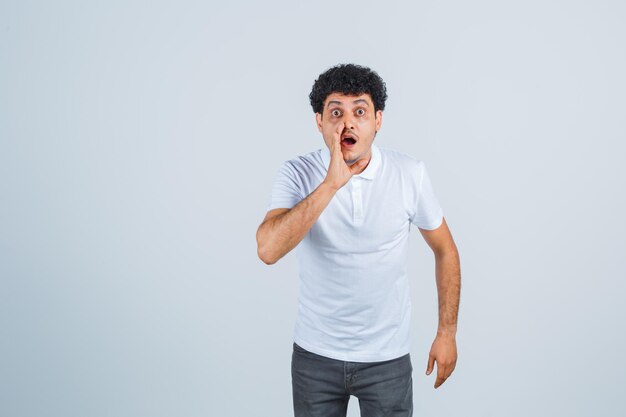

{"left": 327, "top": 99, "right": 370, "bottom": 108}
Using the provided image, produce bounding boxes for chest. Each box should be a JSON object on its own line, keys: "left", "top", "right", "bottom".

{"left": 309, "top": 177, "right": 411, "bottom": 253}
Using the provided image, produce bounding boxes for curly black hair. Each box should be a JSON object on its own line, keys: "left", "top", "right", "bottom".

{"left": 309, "top": 63, "right": 388, "bottom": 115}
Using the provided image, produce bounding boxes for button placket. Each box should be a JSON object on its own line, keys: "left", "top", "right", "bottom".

{"left": 351, "top": 178, "right": 364, "bottom": 223}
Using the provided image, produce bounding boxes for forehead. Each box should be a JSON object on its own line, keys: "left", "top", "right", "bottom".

{"left": 324, "top": 92, "right": 373, "bottom": 107}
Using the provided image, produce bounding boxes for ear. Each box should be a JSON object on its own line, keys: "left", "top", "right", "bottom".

{"left": 375, "top": 110, "right": 383, "bottom": 131}
{"left": 315, "top": 112, "right": 323, "bottom": 133}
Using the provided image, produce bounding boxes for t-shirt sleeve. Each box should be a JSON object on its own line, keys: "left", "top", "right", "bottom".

{"left": 410, "top": 161, "right": 444, "bottom": 230}
{"left": 266, "top": 160, "right": 304, "bottom": 211}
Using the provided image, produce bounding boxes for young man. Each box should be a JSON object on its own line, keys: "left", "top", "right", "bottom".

{"left": 256, "top": 64, "right": 461, "bottom": 417}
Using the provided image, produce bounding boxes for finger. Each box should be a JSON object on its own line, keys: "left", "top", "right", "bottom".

{"left": 426, "top": 353, "right": 435, "bottom": 375}
{"left": 335, "top": 121, "right": 345, "bottom": 138}
{"left": 435, "top": 364, "right": 447, "bottom": 388}
{"left": 332, "top": 122, "right": 345, "bottom": 153}
{"left": 435, "top": 373, "right": 450, "bottom": 388}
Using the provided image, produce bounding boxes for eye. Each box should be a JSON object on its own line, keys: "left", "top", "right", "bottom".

{"left": 331, "top": 109, "right": 341, "bottom": 117}
{"left": 356, "top": 108, "right": 366, "bottom": 116}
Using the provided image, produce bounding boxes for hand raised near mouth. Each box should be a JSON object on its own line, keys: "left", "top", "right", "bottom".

{"left": 322, "top": 122, "right": 370, "bottom": 191}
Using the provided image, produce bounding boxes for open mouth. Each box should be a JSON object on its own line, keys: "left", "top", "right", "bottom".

{"left": 341, "top": 135, "right": 357, "bottom": 145}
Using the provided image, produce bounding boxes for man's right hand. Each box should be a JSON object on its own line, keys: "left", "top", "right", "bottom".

{"left": 323, "top": 122, "right": 370, "bottom": 190}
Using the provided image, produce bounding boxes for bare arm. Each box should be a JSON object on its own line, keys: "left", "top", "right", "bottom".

{"left": 420, "top": 217, "right": 461, "bottom": 388}
{"left": 419, "top": 217, "right": 461, "bottom": 334}
{"left": 257, "top": 121, "right": 369, "bottom": 265}
{"left": 434, "top": 247, "right": 461, "bottom": 335}
{"left": 256, "top": 182, "right": 337, "bottom": 265}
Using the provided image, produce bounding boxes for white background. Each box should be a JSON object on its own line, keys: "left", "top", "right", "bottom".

{"left": 1, "top": 1, "right": 625, "bottom": 416}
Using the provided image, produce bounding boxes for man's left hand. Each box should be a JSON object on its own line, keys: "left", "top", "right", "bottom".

{"left": 425, "top": 332, "right": 457, "bottom": 389}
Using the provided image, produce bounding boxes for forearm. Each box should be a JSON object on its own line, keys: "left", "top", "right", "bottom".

{"left": 434, "top": 250, "right": 461, "bottom": 337}
{"left": 257, "top": 182, "right": 337, "bottom": 264}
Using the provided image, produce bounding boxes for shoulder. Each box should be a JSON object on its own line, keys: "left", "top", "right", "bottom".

{"left": 292, "top": 148, "right": 323, "bottom": 168}
{"left": 377, "top": 145, "right": 425, "bottom": 174}
{"left": 276, "top": 148, "right": 324, "bottom": 177}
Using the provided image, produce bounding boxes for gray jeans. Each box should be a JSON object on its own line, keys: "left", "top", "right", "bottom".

{"left": 291, "top": 342, "right": 413, "bottom": 417}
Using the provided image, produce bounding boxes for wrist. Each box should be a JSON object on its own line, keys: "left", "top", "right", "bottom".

{"left": 436, "top": 326, "right": 457, "bottom": 338}
{"left": 320, "top": 180, "right": 340, "bottom": 193}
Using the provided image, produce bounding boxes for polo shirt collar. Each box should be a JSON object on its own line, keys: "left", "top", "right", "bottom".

{"left": 320, "top": 143, "right": 381, "bottom": 180}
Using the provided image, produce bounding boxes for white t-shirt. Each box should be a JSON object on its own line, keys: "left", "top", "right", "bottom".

{"left": 266, "top": 143, "right": 444, "bottom": 362}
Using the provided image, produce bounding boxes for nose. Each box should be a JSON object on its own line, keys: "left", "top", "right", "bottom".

{"left": 342, "top": 114, "right": 356, "bottom": 131}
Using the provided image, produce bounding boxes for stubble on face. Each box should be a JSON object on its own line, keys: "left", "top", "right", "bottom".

{"left": 344, "top": 147, "right": 371, "bottom": 165}
{"left": 317, "top": 92, "right": 382, "bottom": 166}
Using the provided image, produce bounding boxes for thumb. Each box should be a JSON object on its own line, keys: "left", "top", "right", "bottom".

{"left": 426, "top": 353, "right": 435, "bottom": 375}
